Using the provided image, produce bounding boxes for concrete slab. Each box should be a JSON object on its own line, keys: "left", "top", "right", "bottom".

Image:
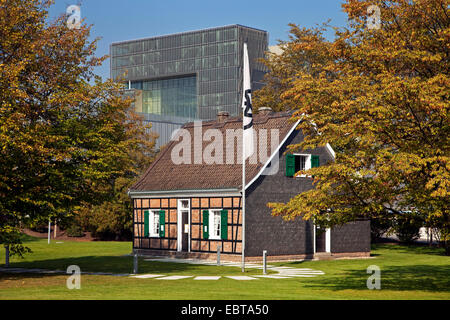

{"left": 280, "top": 271, "right": 325, "bottom": 275}
{"left": 130, "top": 274, "right": 164, "bottom": 279}
{"left": 156, "top": 276, "right": 193, "bottom": 280}
{"left": 225, "top": 276, "right": 257, "bottom": 280}
{"left": 194, "top": 276, "right": 221, "bottom": 280}
{"left": 253, "top": 275, "right": 292, "bottom": 279}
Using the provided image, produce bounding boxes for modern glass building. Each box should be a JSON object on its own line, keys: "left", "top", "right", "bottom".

{"left": 110, "top": 25, "right": 268, "bottom": 148}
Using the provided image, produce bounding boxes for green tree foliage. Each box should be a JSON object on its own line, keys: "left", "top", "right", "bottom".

{"left": 0, "top": 0, "right": 156, "bottom": 255}
{"left": 393, "top": 211, "right": 425, "bottom": 243}
{"left": 254, "top": 0, "right": 449, "bottom": 254}
{"left": 370, "top": 215, "right": 393, "bottom": 242}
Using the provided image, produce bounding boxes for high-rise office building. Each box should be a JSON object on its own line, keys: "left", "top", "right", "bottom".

{"left": 110, "top": 25, "right": 268, "bottom": 148}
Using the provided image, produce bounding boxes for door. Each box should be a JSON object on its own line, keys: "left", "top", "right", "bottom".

{"left": 181, "top": 211, "right": 189, "bottom": 252}
{"left": 177, "top": 199, "right": 190, "bottom": 252}
{"left": 315, "top": 227, "right": 326, "bottom": 253}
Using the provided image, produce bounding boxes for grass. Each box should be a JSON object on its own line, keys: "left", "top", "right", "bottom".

{"left": 0, "top": 237, "right": 449, "bottom": 300}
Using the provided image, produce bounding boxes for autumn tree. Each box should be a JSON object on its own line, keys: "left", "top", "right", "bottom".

{"left": 0, "top": 0, "right": 156, "bottom": 259}
{"left": 255, "top": 0, "right": 449, "bottom": 254}
{"left": 74, "top": 105, "right": 157, "bottom": 241}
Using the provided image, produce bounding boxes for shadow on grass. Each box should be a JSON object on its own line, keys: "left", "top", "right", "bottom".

{"left": 3, "top": 256, "right": 246, "bottom": 276}
{"left": 0, "top": 271, "right": 63, "bottom": 282}
{"left": 18, "top": 234, "right": 40, "bottom": 242}
{"left": 372, "top": 243, "right": 448, "bottom": 256}
{"left": 304, "top": 264, "right": 450, "bottom": 292}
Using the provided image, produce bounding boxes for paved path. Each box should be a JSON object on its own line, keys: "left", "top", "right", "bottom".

{"left": 129, "top": 257, "right": 325, "bottom": 280}
{"left": 0, "top": 258, "right": 325, "bottom": 281}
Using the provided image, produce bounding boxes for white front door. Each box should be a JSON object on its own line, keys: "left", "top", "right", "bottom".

{"left": 177, "top": 199, "right": 190, "bottom": 252}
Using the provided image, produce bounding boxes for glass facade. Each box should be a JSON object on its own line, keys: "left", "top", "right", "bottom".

{"left": 111, "top": 25, "right": 268, "bottom": 148}
{"left": 130, "top": 76, "right": 197, "bottom": 120}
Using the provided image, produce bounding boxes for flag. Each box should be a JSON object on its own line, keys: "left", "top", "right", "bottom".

{"left": 241, "top": 42, "right": 254, "bottom": 160}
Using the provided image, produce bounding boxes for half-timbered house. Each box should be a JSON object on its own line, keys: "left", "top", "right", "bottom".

{"left": 129, "top": 109, "right": 370, "bottom": 261}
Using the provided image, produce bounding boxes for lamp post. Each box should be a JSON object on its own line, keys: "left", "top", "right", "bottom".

{"left": 48, "top": 218, "right": 51, "bottom": 244}
{"left": 4, "top": 245, "right": 9, "bottom": 267}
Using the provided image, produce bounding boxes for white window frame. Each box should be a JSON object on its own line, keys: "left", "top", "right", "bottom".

{"left": 208, "top": 209, "right": 222, "bottom": 240}
{"left": 177, "top": 199, "right": 190, "bottom": 252}
{"left": 293, "top": 153, "right": 311, "bottom": 177}
{"left": 313, "top": 225, "right": 331, "bottom": 254}
{"left": 149, "top": 210, "right": 161, "bottom": 238}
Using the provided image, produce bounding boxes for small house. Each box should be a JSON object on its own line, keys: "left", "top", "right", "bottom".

{"left": 129, "top": 109, "right": 370, "bottom": 261}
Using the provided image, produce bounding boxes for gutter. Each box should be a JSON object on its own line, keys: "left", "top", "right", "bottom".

{"left": 128, "top": 188, "right": 241, "bottom": 198}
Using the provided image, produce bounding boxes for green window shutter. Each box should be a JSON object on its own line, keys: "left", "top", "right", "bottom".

{"left": 311, "top": 155, "right": 320, "bottom": 168}
{"left": 144, "top": 210, "right": 149, "bottom": 237}
{"left": 202, "top": 210, "right": 209, "bottom": 239}
{"left": 220, "top": 210, "right": 228, "bottom": 240}
{"left": 286, "top": 154, "right": 295, "bottom": 177}
{"left": 159, "top": 210, "right": 165, "bottom": 238}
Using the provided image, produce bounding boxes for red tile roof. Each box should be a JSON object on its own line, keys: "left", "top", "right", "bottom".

{"left": 130, "top": 111, "right": 296, "bottom": 192}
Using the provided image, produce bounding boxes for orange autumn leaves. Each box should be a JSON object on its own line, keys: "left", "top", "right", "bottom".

{"left": 254, "top": 0, "right": 449, "bottom": 247}
{"left": 0, "top": 1, "right": 156, "bottom": 254}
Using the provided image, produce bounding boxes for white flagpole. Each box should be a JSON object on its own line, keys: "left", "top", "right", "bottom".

{"left": 241, "top": 42, "right": 253, "bottom": 273}
{"left": 241, "top": 42, "right": 247, "bottom": 273}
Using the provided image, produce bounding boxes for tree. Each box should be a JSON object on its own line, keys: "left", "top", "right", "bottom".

{"left": 255, "top": 0, "right": 449, "bottom": 254}
{"left": 73, "top": 109, "right": 157, "bottom": 241}
{"left": 0, "top": 0, "right": 155, "bottom": 259}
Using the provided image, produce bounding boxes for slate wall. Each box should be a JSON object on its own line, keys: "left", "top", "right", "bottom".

{"left": 246, "top": 129, "right": 371, "bottom": 257}
{"left": 330, "top": 220, "right": 371, "bottom": 253}
{"left": 245, "top": 129, "right": 333, "bottom": 256}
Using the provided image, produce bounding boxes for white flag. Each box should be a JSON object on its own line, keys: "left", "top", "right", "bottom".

{"left": 241, "top": 42, "right": 254, "bottom": 160}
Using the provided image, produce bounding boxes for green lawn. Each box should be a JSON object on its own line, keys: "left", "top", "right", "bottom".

{"left": 0, "top": 236, "right": 449, "bottom": 300}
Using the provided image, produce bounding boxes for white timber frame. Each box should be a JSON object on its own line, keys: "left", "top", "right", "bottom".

{"left": 177, "top": 199, "right": 190, "bottom": 252}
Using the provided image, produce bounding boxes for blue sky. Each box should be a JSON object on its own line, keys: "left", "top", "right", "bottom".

{"left": 47, "top": 0, "right": 348, "bottom": 80}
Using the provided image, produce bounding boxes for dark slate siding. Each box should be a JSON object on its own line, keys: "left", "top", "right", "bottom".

{"left": 245, "top": 129, "right": 334, "bottom": 256}
{"left": 331, "top": 220, "right": 371, "bottom": 253}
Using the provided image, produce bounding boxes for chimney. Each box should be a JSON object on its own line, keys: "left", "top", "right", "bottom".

{"left": 258, "top": 107, "right": 272, "bottom": 116}
{"left": 217, "top": 111, "right": 230, "bottom": 122}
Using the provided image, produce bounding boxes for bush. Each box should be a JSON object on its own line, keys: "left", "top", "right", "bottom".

{"left": 66, "top": 225, "right": 84, "bottom": 237}
{"left": 73, "top": 194, "right": 133, "bottom": 241}
{"left": 370, "top": 216, "right": 393, "bottom": 242}
{"left": 394, "top": 212, "right": 424, "bottom": 243}
{"left": 30, "top": 222, "right": 48, "bottom": 233}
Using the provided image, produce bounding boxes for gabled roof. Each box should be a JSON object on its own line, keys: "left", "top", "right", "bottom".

{"left": 129, "top": 111, "right": 298, "bottom": 195}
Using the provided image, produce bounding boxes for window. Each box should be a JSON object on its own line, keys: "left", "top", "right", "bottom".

{"left": 144, "top": 210, "right": 165, "bottom": 238}
{"left": 137, "top": 75, "right": 197, "bottom": 119}
{"left": 286, "top": 154, "right": 320, "bottom": 177}
{"left": 181, "top": 200, "right": 189, "bottom": 209}
{"left": 150, "top": 210, "right": 160, "bottom": 237}
{"left": 209, "top": 210, "right": 221, "bottom": 240}
{"left": 202, "top": 209, "right": 228, "bottom": 240}
{"left": 295, "top": 155, "right": 308, "bottom": 172}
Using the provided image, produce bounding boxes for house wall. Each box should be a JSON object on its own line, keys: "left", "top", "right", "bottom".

{"left": 330, "top": 220, "right": 371, "bottom": 253}
{"left": 245, "top": 130, "right": 334, "bottom": 257}
{"left": 133, "top": 196, "right": 243, "bottom": 254}
{"left": 245, "top": 129, "right": 370, "bottom": 257}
